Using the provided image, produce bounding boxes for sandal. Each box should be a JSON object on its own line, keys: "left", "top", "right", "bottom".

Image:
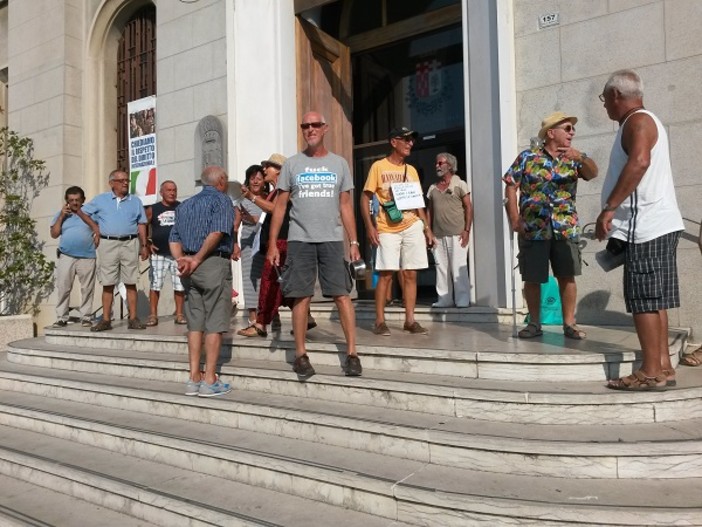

{"left": 237, "top": 324, "right": 267, "bottom": 338}
{"left": 607, "top": 370, "right": 667, "bottom": 391}
{"left": 680, "top": 346, "right": 702, "bottom": 367}
{"left": 90, "top": 318, "right": 112, "bottom": 332}
{"left": 563, "top": 324, "right": 586, "bottom": 340}
{"left": 128, "top": 318, "right": 146, "bottom": 330}
{"left": 518, "top": 322, "right": 542, "bottom": 338}
{"left": 174, "top": 314, "right": 187, "bottom": 325}
{"left": 146, "top": 315, "right": 158, "bottom": 327}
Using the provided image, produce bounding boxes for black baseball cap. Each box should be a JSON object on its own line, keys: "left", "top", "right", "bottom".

{"left": 388, "top": 126, "right": 419, "bottom": 141}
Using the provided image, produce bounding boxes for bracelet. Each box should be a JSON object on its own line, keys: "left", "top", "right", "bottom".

{"left": 349, "top": 240, "right": 360, "bottom": 246}
{"left": 252, "top": 196, "right": 257, "bottom": 204}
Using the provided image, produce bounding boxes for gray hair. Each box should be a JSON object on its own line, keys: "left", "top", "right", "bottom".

{"left": 437, "top": 152, "right": 457, "bottom": 173}
{"left": 108, "top": 169, "right": 127, "bottom": 182}
{"left": 201, "top": 165, "right": 226, "bottom": 186}
{"left": 604, "top": 69, "right": 644, "bottom": 99}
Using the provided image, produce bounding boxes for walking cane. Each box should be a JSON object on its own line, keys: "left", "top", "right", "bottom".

{"left": 503, "top": 197, "right": 518, "bottom": 338}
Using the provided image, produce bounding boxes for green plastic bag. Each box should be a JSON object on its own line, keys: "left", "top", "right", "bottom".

{"left": 525, "top": 275, "right": 563, "bottom": 326}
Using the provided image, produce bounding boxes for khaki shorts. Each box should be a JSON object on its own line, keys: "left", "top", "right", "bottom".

{"left": 376, "top": 220, "right": 428, "bottom": 271}
{"left": 97, "top": 238, "right": 140, "bottom": 286}
{"left": 181, "top": 255, "right": 232, "bottom": 334}
{"left": 518, "top": 237, "right": 581, "bottom": 283}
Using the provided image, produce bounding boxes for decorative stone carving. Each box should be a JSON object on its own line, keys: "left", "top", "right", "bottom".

{"left": 194, "top": 116, "right": 226, "bottom": 182}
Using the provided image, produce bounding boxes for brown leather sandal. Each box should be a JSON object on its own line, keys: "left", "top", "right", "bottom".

{"left": 237, "top": 325, "right": 267, "bottom": 338}
{"left": 607, "top": 370, "right": 667, "bottom": 391}
{"left": 518, "top": 322, "right": 542, "bottom": 338}
{"left": 680, "top": 346, "right": 702, "bottom": 367}
{"left": 563, "top": 324, "right": 586, "bottom": 340}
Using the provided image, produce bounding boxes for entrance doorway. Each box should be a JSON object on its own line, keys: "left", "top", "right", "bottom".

{"left": 350, "top": 23, "right": 466, "bottom": 302}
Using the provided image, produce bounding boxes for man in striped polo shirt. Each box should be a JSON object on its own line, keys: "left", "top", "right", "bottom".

{"left": 169, "top": 165, "right": 235, "bottom": 398}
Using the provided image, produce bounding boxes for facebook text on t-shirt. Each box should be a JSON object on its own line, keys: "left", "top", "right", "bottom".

{"left": 296, "top": 168, "right": 338, "bottom": 198}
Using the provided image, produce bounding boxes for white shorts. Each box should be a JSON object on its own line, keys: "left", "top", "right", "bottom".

{"left": 376, "top": 220, "right": 429, "bottom": 271}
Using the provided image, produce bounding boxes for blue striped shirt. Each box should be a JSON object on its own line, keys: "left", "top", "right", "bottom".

{"left": 81, "top": 192, "right": 147, "bottom": 236}
{"left": 169, "top": 186, "right": 234, "bottom": 253}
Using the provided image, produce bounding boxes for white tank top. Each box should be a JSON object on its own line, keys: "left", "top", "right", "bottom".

{"left": 602, "top": 109, "right": 684, "bottom": 243}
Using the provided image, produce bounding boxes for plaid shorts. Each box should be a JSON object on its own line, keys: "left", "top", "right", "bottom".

{"left": 149, "top": 254, "right": 184, "bottom": 292}
{"left": 623, "top": 231, "right": 681, "bottom": 314}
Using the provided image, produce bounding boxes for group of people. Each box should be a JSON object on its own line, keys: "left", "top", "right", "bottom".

{"left": 52, "top": 67, "right": 693, "bottom": 396}
{"left": 51, "top": 173, "right": 186, "bottom": 332}
{"left": 505, "top": 69, "right": 687, "bottom": 391}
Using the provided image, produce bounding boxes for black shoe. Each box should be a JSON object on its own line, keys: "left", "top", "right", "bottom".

{"left": 345, "top": 355, "right": 362, "bottom": 377}
{"left": 51, "top": 320, "right": 68, "bottom": 328}
{"left": 293, "top": 354, "right": 315, "bottom": 379}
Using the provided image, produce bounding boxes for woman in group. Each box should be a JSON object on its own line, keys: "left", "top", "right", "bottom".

{"left": 233, "top": 165, "right": 268, "bottom": 329}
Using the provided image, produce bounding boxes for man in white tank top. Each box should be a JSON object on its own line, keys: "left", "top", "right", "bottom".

{"left": 595, "top": 69, "right": 684, "bottom": 391}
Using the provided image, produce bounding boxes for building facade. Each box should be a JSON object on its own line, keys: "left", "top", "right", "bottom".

{"left": 1, "top": 0, "right": 700, "bottom": 340}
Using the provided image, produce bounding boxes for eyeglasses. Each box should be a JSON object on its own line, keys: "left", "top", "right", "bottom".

{"left": 598, "top": 93, "right": 606, "bottom": 102}
{"left": 394, "top": 136, "right": 415, "bottom": 143}
{"left": 300, "top": 122, "right": 325, "bottom": 130}
{"left": 436, "top": 160, "right": 448, "bottom": 166}
{"left": 554, "top": 124, "right": 575, "bottom": 133}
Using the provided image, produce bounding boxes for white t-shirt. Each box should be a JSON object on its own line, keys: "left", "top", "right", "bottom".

{"left": 602, "top": 109, "right": 684, "bottom": 243}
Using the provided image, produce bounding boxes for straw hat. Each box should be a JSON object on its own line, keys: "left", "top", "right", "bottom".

{"left": 261, "top": 153, "right": 287, "bottom": 168}
{"left": 538, "top": 111, "right": 578, "bottom": 139}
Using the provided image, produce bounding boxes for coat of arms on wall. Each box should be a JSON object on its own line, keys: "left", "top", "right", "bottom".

{"left": 406, "top": 59, "right": 452, "bottom": 115}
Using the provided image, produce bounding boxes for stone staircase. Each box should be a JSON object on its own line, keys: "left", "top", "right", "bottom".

{"left": 0, "top": 307, "right": 701, "bottom": 526}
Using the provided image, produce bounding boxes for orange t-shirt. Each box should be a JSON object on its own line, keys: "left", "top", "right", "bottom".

{"left": 363, "top": 157, "right": 421, "bottom": 234}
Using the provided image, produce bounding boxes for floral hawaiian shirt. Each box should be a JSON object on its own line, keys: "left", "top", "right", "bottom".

{"left": 502, "top": 148, "right": 582, "bottom": 240}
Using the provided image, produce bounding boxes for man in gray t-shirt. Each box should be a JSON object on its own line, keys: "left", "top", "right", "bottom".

{"left": 268, "top": 110, "right": 362, "bottom": 379}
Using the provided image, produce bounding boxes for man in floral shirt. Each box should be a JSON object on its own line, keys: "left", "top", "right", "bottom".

{"left": 503, "top": 111, "right": 598, "bottom": 339}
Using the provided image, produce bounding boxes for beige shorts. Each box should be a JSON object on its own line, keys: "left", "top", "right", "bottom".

{"left": 97, "top": 237, "right": 140, "bottom": 286}
{"left": 376, "top": 220, "right": 428, "bottom": 271}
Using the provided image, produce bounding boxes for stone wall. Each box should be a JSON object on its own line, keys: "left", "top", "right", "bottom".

{"left": 512, "top": 0, "right": 702, "bottom": 342}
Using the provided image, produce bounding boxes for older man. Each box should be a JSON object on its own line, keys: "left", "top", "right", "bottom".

{"left": 145, "top": 180, "right": 185, "bottom": 326}
{"left": 170, "top": 165, "right": 234, "bottom": 397}
{"left": 503, "top": 111, "right": 598, "bottom": 339}
{"left": 595, "top": 69, "right": 684, "bottom": 390}
{"left": 267, "top": 111, "right": 362, "bottom": 379}
{"left": 361, "top": 127, "right": 435, "bottom": 337}
{"left": 50, "top": 186, "right": 100, "bottom": 327}
{"left": 427, "top": 152, "right": 473, "bottom": 308}
{"left": 82, "top": 170, "right": 149, "bottom": 331}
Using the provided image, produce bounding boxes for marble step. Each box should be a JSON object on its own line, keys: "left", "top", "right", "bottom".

{"left": 0, "top": 396, "right": 700, "bottom": 526}
{"left": 8, "top": 342, "right": 702, "bottom": 426}
{"left": 0, "top": 473, "right": 162, "bottom": 527}
{"left": 0, "top": 424, "right": 398, "bottom": 527}
{"left": 304, "top": 301, "right": 525, "bottom": 323}
{"left": 1, "top": 367, "right": 701, "bottom": 482}
{"left": 41, "top": 322, "right": 687, "bottom": 382}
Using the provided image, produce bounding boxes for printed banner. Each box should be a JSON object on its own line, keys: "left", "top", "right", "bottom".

{"left": 127, "top": 96, "right": 158, "bottom": 206}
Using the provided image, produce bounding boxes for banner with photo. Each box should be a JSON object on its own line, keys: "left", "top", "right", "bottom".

{"left": 127, "top": 95, "right": 158, "bottom": 206}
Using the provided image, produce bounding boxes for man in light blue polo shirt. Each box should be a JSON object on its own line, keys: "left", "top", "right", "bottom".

{"left": 50, "top": 186, "right": 100, "bottom": 328}
{"left": 82, "top": 169, "right": 149, "bottom": 331}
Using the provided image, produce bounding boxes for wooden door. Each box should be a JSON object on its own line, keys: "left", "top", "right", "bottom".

{"left": 295, "top": 16, "right": 353, "bottom": 166}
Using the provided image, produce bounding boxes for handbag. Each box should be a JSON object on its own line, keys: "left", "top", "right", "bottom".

{"left": 381, "top": 165, "right": 407, "bottom": 224}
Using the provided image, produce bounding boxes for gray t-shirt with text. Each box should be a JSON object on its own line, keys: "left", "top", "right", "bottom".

{"left": 278, "top": 151, "right": 353, "bottom": 242}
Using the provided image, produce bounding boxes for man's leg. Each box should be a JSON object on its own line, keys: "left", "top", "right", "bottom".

{"left": 54, "top": 255, "right": 74, "bottom": 323}
{"left": 556, "top": 276, "right": 577, "bottom": 327}
{"left": 633, "top": 311, "right": 664, "bottom": 378}
{"left": 659, "top": 309, "right": 673, "bottom": 371}
{"left": 523, "top": 282, "right": 541, "bottom": 326}
{"left": 202, "top": 331, "right": 223, "bottom": 385}
{"left": 432, "top": 237, "right": 451, "bottom": 307}
{"left": 149, "top": 290, "right": 160, "bottom": 318}
{"left": 449, "top": 235, "right": 470, "bottom": 307}
{"left": 334, "top": 295, "right": 357, "bottom": 356}
{"left": 374, "top": 271, "right": 393, "bottom": 325}
{"left": 125, "top": 284, "right": 139, "bottom": 320}
{"left": 102, "top": 285, "right": 115, "bottom": 321}
{"left": 292, "top": 296, "right": 311, "bottom": 358}
{"left": 174, "top": 291, "right": 185, "bottom": 318}
{"left": 402, "top": 269, "right": 418, "bottom": 325}
{"left": 187, "top": 330, "right": 203, "bottom": 382}
{"left": 76, "top": 258, "right": 97, "bottom": 322}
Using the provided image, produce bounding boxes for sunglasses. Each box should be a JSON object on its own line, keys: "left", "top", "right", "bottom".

{"left": 553, "top": 124, "right": 575, "bottom": 133}
{"left": 300, "top": 122, "right": 325, "bottom": 130}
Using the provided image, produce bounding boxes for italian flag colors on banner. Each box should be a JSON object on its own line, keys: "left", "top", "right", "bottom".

{"left": 127, "top": 95, "right": 158, "bottom": 206}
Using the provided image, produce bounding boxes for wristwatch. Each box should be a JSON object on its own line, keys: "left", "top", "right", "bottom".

{"left": 349, "top": 240, "right": 360, "bottom": 246}
{"left": 602, "top": 203, "right": 616, "bottom": 212}
{"left": 580, "top": 152, "right": 588, "bottom": 162}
